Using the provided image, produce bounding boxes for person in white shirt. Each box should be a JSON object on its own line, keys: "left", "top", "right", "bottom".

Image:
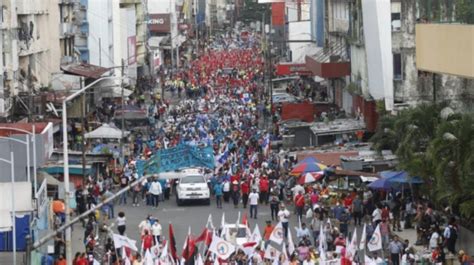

{"left": 278, "top": 204, "right": 290, "bottom": 238}
{"left": 296, "top": 223, "right": 312, "bottom": 242}
{"left": 148, "top": 179, "right": 162, "bottom": 208}
{"left": 372, "top": 205, "right": 382, "bottom": 225}
{"left": 151, "top": 219, "right": 162, "bottom": 245}
{"left": 249, "top": 189, "right": 259, "bottom": 219}
{"left": 116, "top": 211, "right": 126, "bottom": 235}
{"left": 138, "top": 215, "right": 152, "bottom": 236}
{"left": 223, "top": 180, "right": 231, "bottom": 202}
{"left": 429, "top": 227, "right": 441, "bottom": 250}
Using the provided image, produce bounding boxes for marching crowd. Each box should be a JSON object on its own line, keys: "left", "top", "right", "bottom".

{"left": 57, "top": 28, "right": 471, "bottom": 265}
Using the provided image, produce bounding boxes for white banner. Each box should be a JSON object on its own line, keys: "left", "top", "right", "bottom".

{"left": 209, "top": 234, "right": 236, "bottom": 260}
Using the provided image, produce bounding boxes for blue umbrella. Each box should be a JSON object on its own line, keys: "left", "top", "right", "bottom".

{"left": 387, "top": 171, "right": 424, "bottom": 184}
{"left": 368, "top": 177, "right": 393, "bottom": 190}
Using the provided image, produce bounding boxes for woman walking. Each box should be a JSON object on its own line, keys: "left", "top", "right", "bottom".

{"left": 117, "top": 211, "right": 126, "bottom": 235}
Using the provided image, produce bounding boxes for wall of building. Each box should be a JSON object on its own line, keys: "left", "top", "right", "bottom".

{"left": 88, "top": 0, "right": 115, "bottom": 68}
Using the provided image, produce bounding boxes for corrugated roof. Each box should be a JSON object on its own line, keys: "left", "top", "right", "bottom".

{"left": 61, "top": 62, "right": 110, "bottom": 79}
{"left": 298, "top": 151, "right": 359, "bottom": 166}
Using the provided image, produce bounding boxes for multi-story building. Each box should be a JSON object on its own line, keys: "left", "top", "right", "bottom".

{"left": 0, "top": 0, "right": 61, "bottom": 118}
{"left": 59, "top": 0, "right": 77, "bottom": 65}
{"left": 305, "top": 0, "right": 473, "bottom": 132}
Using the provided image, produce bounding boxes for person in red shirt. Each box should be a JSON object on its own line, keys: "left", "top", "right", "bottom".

{"left": 294, "top": 191, "right": 305, "bottom": 221}
{"left": 259, "top": 176, "right": 269, "bottom": 204}
{"left": 141, "top": 230, "right": 154, "bottom": 253}
{"left": 75, "top": 253, "right": 88, "bottom": 265}
{"left": 241, "top": 179, "right": 250, "bottom": 208}
{"left": 343, "top": 194, "right": 353, "bottom": 210}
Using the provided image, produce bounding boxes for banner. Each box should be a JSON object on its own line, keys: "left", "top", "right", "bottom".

{"left": 367, "top": 224, "right": 382, "bottom": 252}
{"left": 209, "top": 235, "right": 236, "bottom": 260}
{"left": 269, "top": 222, "right": 284, "bottom": 245}
{"left": 144, "top": 144, "right": 215, "bottom": 173}
{"left": 112, "top": 234, "right": 138, "bottom": 252}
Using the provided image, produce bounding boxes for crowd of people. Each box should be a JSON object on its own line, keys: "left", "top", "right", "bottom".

{"left": 55, "top": 26, "right": 472, "bottom": 265}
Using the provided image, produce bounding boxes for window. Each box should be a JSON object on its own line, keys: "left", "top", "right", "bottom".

{"left": 391, "top": 2, "right": 401, "bottom": 31}
{"left": 393, "top": 53, "right": 402, "bottom": 80}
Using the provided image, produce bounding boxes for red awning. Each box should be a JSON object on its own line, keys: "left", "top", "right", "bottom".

{"left": 275, "top": 63, "right": 312, "bottom": 76}
{"left": 305, "top": 55, "right": 351, "bottom": 78}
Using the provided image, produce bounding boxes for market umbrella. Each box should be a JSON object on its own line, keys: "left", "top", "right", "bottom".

{"left": 367, "top": 177, "right": 392, "bottom": 190}
{"left": 298, "top": 172, "right": 324, "bottom": 185}
{"left": 298, "top": 156, "right": 321, "bottom": 164}
{"left": 386, "top": 171, "right": 424, "bottom": 184}
{"left": 290, "top": 162, "right": 327, "bottom": 176}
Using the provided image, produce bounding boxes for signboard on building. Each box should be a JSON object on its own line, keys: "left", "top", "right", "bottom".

{"left": 276, "top": 63, "right": 312, "bottom": 76}
{"left": 127, "top": 36, "right": 137, "bottom": 65}
{"left": 148, "top": 14, "right": 171, "bottom": 33}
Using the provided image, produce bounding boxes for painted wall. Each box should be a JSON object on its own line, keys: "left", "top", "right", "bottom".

{"left": 416, "top": 24, "right": 474, "bottom": 78}
{"left": 88, "top": 0, "right": 115, "bottom": 68}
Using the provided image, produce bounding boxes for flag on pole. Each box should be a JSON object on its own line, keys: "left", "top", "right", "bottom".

{"left": 281, "top": 242, "right": 290, "bottom": 265}
{"left": 209, "top": 234, "right": 236, "bottom": 260}
{"left": 264, "top": 244, "right": 281, "bottom": 260}
{"left": 195, "top": 253, "right": 204, "bottom": 265}
{"left": 249, "top": 224, "right": 262, "bottom": 244}
{"left": 318, "top": 224, "right": 326, "bottom": 262}
{"left": 160, "top": 241, "right": 169, "bottom": 259}
{"left": 206, "top": 214, "right": 214, "bottom": 229}
{"left": 169, "top": 223, "right": 178, "bottom": 261}
{"left": 269, "top": 222, "right": 284, "bottom": 245}
{"left": 182, "top": 227, "right": 196, "bottom": 261}
{"left": 367, "top": 224, "right": 382, "bottom": 252}
{"left": 346, "top": 227, "right": 357, "bottom": 260}
{"left": 221, "top": 212, "right": 226, "bottom": 228}
{"left": 287, "top": 227, "right": 295, "bottom": 256}
{"left": 113, "top": 234, "right": 138, "bottom": 252}
{"left": 359, "top": 224, "right": 367, "bottom": 250}
{"left": 144, "top": 249, "right": 154, "bottom": 265}
{"left": 242, "top": 213, "right": 248, "bottom": 227}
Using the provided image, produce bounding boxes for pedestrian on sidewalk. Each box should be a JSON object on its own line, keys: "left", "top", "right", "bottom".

{"left": 443, "top": 217, "right": 458, "bottom": 254}
{"left": 117, "top": 211, "right": 126, "bottom": 236}
{"left": 249, "top": 188, "right": 259, "bottom": 219}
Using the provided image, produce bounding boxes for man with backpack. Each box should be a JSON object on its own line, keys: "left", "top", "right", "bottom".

{"left": 443, "top": 217, "right": 458, "bottom": 254}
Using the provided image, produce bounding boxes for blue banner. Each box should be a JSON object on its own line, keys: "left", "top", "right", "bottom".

{"left": 144, "top": 144, "right": 215, "bottom": 174}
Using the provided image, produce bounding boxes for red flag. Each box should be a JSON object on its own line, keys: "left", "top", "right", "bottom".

{"left": 169, "top": 224, "right": 178, "bottom": 261}
{"left": 242, "top": 213, "right": 248, "bottom": 227}
{"left": 195, "top": 228, "right": 208, "bottom": 243}
{"left": 181, "top": 234, "right": 196, "bottom": 261}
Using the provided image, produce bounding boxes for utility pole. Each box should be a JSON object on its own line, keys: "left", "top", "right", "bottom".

{"left": 120, "top": 59, "right": 125, "bottom": 165}
{"left": 81, "top": 77, "right": 86, "bottom": 182}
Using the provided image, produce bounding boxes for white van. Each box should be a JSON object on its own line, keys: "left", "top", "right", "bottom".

{"left": 175, "top": 172, "right": 210, "bottom": 206}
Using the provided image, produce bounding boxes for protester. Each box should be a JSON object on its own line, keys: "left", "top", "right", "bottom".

{"left": 249, "top": 188, "right": 259, "bottom": 219}
{"left": 117, "top": 211, "right": 126, "bottom": 235}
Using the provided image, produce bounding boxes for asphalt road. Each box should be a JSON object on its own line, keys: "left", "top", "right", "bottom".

{"left": 71, "top": 195, "right": 302, "bottom": 255}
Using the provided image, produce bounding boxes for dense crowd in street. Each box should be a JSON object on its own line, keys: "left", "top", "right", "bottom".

{"left": 41, "top": 28, "right": 471, "bottom": 265}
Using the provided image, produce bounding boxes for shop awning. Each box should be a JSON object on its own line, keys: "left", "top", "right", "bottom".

{"left": 61, "top": 62, "right": 111, "bottom": 79}
{"left": 275, "top": 63, "right": 312, "bottom": 76}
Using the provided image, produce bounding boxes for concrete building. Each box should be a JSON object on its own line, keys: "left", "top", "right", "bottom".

{"left": 0, "top": 0, "right": 62, "bottom": 118}
{"left": 59, "top": 0, "right": 77, "bottom": 65}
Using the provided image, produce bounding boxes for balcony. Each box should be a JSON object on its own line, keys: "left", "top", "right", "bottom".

{"left": 416, "top": 23, "right": 474, "bottom": 78}
{"left": 59, "top": 23, "right": 74, "bottom": 38}
{"left": 17, "top": 0, "right": 48, "bottom": 15}
{"left": 305, "top": 42, "right": 351, "bottom": 78}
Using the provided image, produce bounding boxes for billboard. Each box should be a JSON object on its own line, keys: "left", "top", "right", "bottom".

{"left": 147, "top": 14, "right": 171, "bottom": 33}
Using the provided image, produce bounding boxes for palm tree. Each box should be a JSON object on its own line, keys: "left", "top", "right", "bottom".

{"left": 428, "top": 113, "right": 474, "bottom": 219}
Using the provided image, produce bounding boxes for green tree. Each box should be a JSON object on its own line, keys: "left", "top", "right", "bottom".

{"left": 428, "top": 113, "right": 474, "bottom": 219}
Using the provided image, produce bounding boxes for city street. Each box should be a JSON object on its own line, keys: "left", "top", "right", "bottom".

{"left": 71, "top": 196, "right": 301, "bottom": 254}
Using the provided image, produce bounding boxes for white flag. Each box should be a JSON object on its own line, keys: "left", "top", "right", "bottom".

{"left": 318, "top": 224, "right": 326, "bottom": 262}
{"left": 250, "top": 225, "right": 262, "bottom": 243}
{"left": 367, "top": 224, "right": 383, "bottom": 251}
{"left": 113, "top": 233, "right": 138, "bottom": 252}
{"left": 281, "top": 242, "right": 290, "bottom": 265}
{"left": 195, "top": 253, "right": 204, "bottom": 265}
{"left": 287, "top": 228, "right": 295, "bottom": 256}
{"left": 359, "top": 224, "right": 367, "bottom": 250}
{"left": 346, "top": 227, "right": 357, "bottom": 260}
{"left": 160, "top": 241, "right": 168, "bottom": 259}
{"left": 269, "top": 222, "right": 284, "bottom": 245}
{"left": 221, "top": 212, "right": 226, "bottom": 228}
{"left": 207, "top": 214, "right": 214, "bottom": 229}
{"left": 264, "top": 244, "right": 281, "bottom": 260}
{"left": 209, "top": 234, "right": 236, "bottom": 260}
{"left": 144, "top": 249, "right": 154, "bottom": 265}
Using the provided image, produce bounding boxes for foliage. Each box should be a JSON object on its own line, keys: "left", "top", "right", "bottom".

{"left": 455, "top": 0, "right": 474, "bottom": 24}
{"left": 371, "top": 103, "right": 474, "bottom": 219}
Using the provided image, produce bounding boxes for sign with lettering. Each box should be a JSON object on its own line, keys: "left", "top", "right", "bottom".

{"left": 147, "top": 14, "right": 171, "bottom": 33}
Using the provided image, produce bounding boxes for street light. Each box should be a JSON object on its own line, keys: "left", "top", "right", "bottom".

{"left": 0, "top": 152, "right": 16, "bottom": 265}
{"left": 62, "top": 76, "right": 125, "bottom": 265}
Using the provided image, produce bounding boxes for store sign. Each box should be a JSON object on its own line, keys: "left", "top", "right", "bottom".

{"left": 275, "top": 63, "right": 312, "bottom": 76}
{"left": 147, "top": 14, "right": 171, "bottom": 33}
